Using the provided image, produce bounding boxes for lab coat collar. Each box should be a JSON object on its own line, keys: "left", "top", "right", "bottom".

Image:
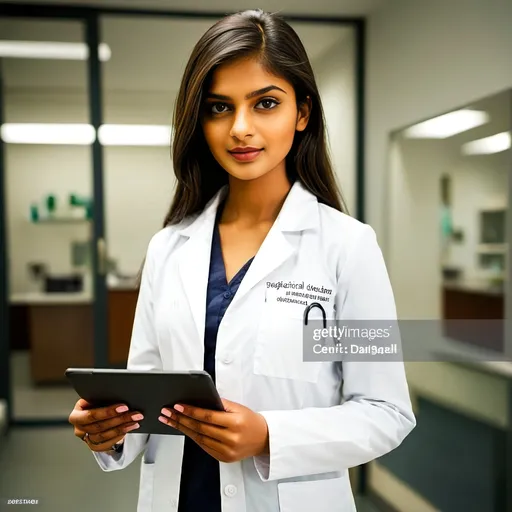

{"left": 174, "top": 180, "right": 319, "bottom": 344}
{"left": 176, "top": 179, "right": 319, "bottom": 238}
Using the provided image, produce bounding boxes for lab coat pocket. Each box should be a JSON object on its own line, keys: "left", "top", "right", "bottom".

{"left": 277, "top": 476, "right": 355, "bottom": 512}
{"left": 137, "top": 461, "right": 155, "bottom": 512}
{"left": 254, "top": 306, "right": 321, "bottom": 383}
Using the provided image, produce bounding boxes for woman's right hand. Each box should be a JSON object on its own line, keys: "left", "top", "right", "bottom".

{"left": 68, "top": 398, "right": 143, "bottom": 452}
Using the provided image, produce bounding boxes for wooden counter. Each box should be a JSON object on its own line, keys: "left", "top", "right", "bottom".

{"left": 108, "top": 288, "right": 138, "bottom": 365}
{"left": 442, "top": 282, "right": 504, "bottom": 352}
{"left": 9, "top": 288, "right": 138, "bottom": 384}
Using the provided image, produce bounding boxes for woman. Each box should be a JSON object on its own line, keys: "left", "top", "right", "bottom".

{"left": 69, "top": 9, "right": 415, "bottom": 512}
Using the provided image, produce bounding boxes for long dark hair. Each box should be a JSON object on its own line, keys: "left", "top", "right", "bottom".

{"left": 164, "top": 8, "right": 349, "bottom": 227}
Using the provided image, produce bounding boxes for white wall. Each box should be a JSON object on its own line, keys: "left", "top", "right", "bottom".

{"left": 5, "top": 90, "right": 175, "bottom": 294}
{"left": 5, "top": 36, "right": 355, "bottom": 295}
{"left": 367, "top": 3, "right": 512, "bottom": 507}
{"left": 389, "top": 136, "right": 508, "bottom": 318}
{"left": 315, "top": 31, "right": 356, "bottom": 215}
{"left": 367, "top": 0, "right": 512, "bottom": 249}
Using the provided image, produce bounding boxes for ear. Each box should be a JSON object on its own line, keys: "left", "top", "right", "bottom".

{"left": 296, "top": 96, "right": 312, "bottom": 132}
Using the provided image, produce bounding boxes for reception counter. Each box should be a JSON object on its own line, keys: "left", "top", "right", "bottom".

{"left": 9, "top": 286, "right": 138, "bottom": 384}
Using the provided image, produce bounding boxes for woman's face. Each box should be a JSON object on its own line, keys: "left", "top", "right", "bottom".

{"left": 201, "top": 57, "right": 311, "bottom": 182}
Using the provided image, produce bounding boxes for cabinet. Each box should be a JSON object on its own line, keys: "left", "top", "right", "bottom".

{"left": 442, "top": 284, "right": 504, "bottom": 352}
{"left": 10, "top": 288, "right": 139, "bottom": 384}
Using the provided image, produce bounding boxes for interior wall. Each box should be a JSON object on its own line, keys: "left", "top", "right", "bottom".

{"left": 4, "top": 89, "right": 175, "bottom": 295}
{"left": 315, "top": 30, "right": 356, "bottom": 215}
{"left": 4, "top": 25, "right": 357, "bottom": 295}
{"left": 388, "top": 137, "right": 508, "bottom": 319}
{"left": 367, "top": 0, "right": 512, "bottom": 249}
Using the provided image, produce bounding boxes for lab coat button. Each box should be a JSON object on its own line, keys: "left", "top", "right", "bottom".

{"left": 170, "top": 498, "right": 178, "bottom": 508}
{"left": 222, "top": 353, "right": 233, "bottom": 364}
{"left": 224, "top": 484, "right": 237, "bottom": 497}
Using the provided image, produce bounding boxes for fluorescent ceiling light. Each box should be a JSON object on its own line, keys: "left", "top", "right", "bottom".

{"left": 98, "top": 125, "right": 172, "bottom": 146}
{"left": 1, "top": 123, "right": 172, "bottom": 146}
{"left": 403, "top": 109, "right": 489, "bottom": 138}
{"left": 461, "top": 131, "right": 511, "bottom": 155}
{"left": 1, "top": 123, "right": 96, "bottom": 145}
{"left": 0, "top": 41, "right": 111, "bottom": 61}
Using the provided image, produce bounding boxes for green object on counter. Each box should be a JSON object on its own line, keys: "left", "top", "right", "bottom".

{"left": 30, "top": 204, "right": 39, "bottom": 222}
{"left": 69, "top": 193, "right": 90, "bottom": 207}
{"left": 46, "top": 194, "right": 56, "bottom": 215}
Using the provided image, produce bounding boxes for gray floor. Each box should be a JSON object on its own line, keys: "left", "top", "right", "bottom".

{"left": 3, "top": 351, "right": 381, "bottom": 511}
{"left": 0, "top": 426, "right": 381, "bottom": 512}
{"left": 0, "top": 426, "right": 142, "bottom": 511}
{"left": 10, "top": 351, "right": 79, "bottom": 421}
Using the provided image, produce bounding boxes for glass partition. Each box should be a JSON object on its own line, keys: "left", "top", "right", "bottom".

{"left": 387, "top": 89, "right": 511, "bottom": 359}
{"left": 1, "top": 16, "right": 95, "bottom": 421}
{"left": 99, "top": 14, "right": 357, "bottom": 366}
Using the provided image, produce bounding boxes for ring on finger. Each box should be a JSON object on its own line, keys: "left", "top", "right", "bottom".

{"left": 83, "top": 432, "right": 104, "bottom": 446}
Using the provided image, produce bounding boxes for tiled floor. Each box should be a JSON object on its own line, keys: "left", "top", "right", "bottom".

{"left": 0, "top": 426, "right": 381, "bottom": 511}
{"left": 10, "top": 350, "right": 78, "bottom": 420}
{"left": 0, "top": 425, "right": 142, "bottom": 512}
{"left": 4, "top": 351, "right": 382, "bottom": 511}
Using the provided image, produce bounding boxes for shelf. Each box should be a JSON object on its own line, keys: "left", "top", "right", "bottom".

{"left": 29, "top": 217, "right": 90, "bottom": 224}
{"left": 477, "top": 243, "right": 507, "bottom": 253}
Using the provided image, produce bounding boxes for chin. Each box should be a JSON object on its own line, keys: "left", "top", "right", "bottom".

{"left": 224, "top": 167, "right": 270, "bottom": 182}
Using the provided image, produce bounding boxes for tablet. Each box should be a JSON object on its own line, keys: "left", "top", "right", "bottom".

{"left": 65, "top": 368, "right": 224, "bottom": 435}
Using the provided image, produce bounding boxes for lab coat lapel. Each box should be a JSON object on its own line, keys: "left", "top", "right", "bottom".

{"left": 176, "top": 187, "right": 228, "bottom": 345}
{"left": 174, "top": 180, "right": 319, "bottom": 339}
{"left": 233, "top": 180, "right": 319, "bottom": 306}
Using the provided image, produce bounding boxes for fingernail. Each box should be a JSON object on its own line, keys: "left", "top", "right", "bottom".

{"left": 132, "top": 414, "right": 144, "bottom": 421}
{"left": 116, "top": 406, "right": 129, "bottom": 413}
{"left": 174, "top": 404, "right": 184, "bottom": 413}
{"left": 158, "top": 416, "right": 169, "bottom": 424}
{"left": 161, "top": 408, "right": 172, "bottom": 418}
{"left": 124, "top": 423, "right": 139, "bottom": 432}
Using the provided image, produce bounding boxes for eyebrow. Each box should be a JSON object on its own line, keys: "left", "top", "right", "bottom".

{"left": 206, "top": 85, "right": 287, "bottom": 101}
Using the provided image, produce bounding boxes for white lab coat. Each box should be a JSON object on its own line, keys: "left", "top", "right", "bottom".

{"left": 93, "top": 179, "right": 416, "bottom": 512}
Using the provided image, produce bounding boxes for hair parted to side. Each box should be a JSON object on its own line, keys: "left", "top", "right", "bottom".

{"left": 163, "top": 8, "right": 349, "bottom": 227}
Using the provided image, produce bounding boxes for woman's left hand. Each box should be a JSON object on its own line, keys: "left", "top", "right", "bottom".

{"left": 159, "top": 399, "right": 269, "bottom": 463}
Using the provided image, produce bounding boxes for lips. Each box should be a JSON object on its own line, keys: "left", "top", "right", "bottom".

{"left": 229, "top": 148, "right": 263, "bottom": 162}
{"left": 229, "top": 147, "right": 262, "bottom": 153}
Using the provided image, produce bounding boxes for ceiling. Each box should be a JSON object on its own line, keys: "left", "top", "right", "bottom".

{"left": 0, "top": 14, "right": 354, "bottom": 92}
{"left": 1, "top": 0, "right": 385, "bottom": 17}
{"left": 396, "top": 89, "right": 511, "bottom": 147}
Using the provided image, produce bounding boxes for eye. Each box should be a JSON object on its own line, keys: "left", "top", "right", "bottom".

{"left": 256, "top": 98, "right": 279, "bottom": 110}
{"left": 210, "top": 102, "right": 230, "bottom": 114}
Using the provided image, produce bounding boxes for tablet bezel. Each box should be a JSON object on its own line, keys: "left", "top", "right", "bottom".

{"left": 65, "top": 368, "right": 224, "bottom": 436}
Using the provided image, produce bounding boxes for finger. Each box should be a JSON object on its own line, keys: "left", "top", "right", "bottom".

{"left": 171, "top": 404, "right": 231, "bottom": 427}
{"left": 70, "top": 401, "right": 133, "bottom": 426}
{"left": 76, "top": 398, "right": 95, "bottom": 410}
{"left": 81, "top": 415, "right": 141, "bottom": 439}
{"left": 87, "top": 408, "right": 143, "bottom": 430}
{"left": 85, "top": 432, "right": 127, "bottom": 453}
{"left": 85, "top": 421, "right": 141, "bottom": 445}
{"left": 161, "top": 410, "right": 227, "bottom": 442}
{"left": 220, "top": 398, "right": 239, "bottom": 412}
{"left": 160, "top": 415, "right": 228, "bottom": 459}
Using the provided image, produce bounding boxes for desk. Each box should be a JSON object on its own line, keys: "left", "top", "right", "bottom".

{"left": 9, "top": 288, "right": 138, "bottom": 384}
{"left": 442, "top": 282, "right": 504, "bottom": 352}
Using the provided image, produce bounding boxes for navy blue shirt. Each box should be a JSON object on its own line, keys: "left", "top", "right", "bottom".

{"left": 178, "top": 201, "right": 254, "bottom": 512}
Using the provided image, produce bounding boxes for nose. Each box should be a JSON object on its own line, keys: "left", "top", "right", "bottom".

{"left": 229, "top": 107, "right": 254, "bottom": 140}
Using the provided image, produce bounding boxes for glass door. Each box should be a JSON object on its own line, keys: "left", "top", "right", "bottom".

{"left": 0, "top": 14, "right": 107, "bottom": 423}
